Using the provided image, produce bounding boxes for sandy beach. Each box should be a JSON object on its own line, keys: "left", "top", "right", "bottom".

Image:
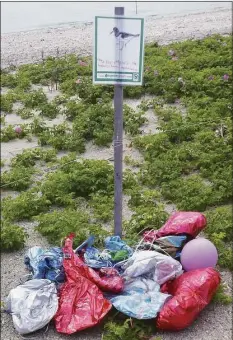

{"left": 1, "top": 7, "right": 232, "bottom": 68}
{"left": 1, "top": 6, "right": 232, "bottom": 340}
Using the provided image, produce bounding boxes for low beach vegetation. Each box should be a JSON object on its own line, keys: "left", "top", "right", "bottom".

{"left": 1, "top": 34, "right": 232, "bottom": 318}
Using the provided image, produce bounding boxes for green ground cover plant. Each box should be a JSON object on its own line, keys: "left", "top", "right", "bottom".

{"left": 1, "top": 92, "right": 15, "bottom": 112}
{"left": 17, "top": 55, "right": 92, "bottom": 86}
{"left": 38, "top": 102, "right": 60, "bottom": 119}
{"left": 204, "top": 206, "right": 232, "bottom": 270}
{"left": 0, "top": 148, "right": 58, "bottom": 191}
{"left": 124, "top": 204, "right": 168, "bottom": 236}
{"left": 1, "top": 189, "right": 51, "bottom": 222}
{"left": 10, "top": 147, "right": 57, "bottom": 168}
{"left": 1, "top": 221, "right": 28, "bottom": 251}
{"left": 1, "top": 35, "right": 231, "bottom": 275}
{"left": 103, "top": 318, "right": 154, "bottom": 340}
{"left": 16, "top": 107, "right": 35, "bottom": 119}
{"left": 35, "top": 101, "right": 146, "bottom": 151}
{"left": 1, "top": 148, "right": 57, "bottom": 191}
{"left": 37, "top": 122, "right": 85, "bottom": 152}
{"left": 0, "top": 114, "right": 6, "bottom": 125}
{"left": 36, "top": 208, "right": 109, "bottom": 248}
{"left": 123, "top": 104, "right": 147, "bottom": 136}
{"left": 212, "top": 283, "right": 232, "bottom": 305}
{"left": 39, "top": 158, "right": 114, "bottom": 204}
{"left": 1, "top": 156, "right": 143, "bottom": 243}
{"left": 89, "top": 193, "right": 114, "bottom": 223}
{"left": 26, "top": 117, "right": 47, "bottom": 134}
{"left": 1, "top": 124, "right": 31, "bottom": 142}
{"left": 1, "top": 157, "right": 114, "bottom": 220}
{"left": 21, "top": 89, "right": 48, "bottom": 109}
{"left": 1, "top": 71, "right": 31, "bottom": 91}
{"left": 1, "top": 73, "right": 18, "bottom": 88}
{"left": 124, "top": 155, "right": 141, "bottom": 168}
{"left": 1, "top": 166, "right": 35, "bottom": 191}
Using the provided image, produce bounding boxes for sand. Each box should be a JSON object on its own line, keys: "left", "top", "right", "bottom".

{"left": 1, "top": 7, "right": 232, "bottom": 340}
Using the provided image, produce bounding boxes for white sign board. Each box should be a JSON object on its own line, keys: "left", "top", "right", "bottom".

{"left": 93, "top": 16, "right": 144, "bottom": 85}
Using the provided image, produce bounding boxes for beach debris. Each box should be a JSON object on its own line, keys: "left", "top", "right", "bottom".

{"left": 24, "top": 246, "right": 65, "bottom": 284}
{"left": 63, "top": 233, "right": 124, "bottom": 294}
{"left": 75, "top": 235, "right": 132, "bottom": 269}
{"left": 107, "top": 277, "right": 171, "bottom": 319}
{"left": 138, "top": 235, "right": 189, "bottom": 259}
{"left": 180, "top": 238, "right": 218, "bottom": 271}
{"left": 4, "top": 211, "right": 221, "bottom": 335}
{"left": 54, "top": 233, "right": 112, "bottom": 335}
{"left": 74, "top": 235, "right": 95, "bottom": 253}
{"left": 157, "top": 268, "right": 220, "bottom": 330}
{"left": 105, "top": 236, "right": 133, "bottom": 258}
{"left": 5, "top": 279, "right": 58, "bottom": 334}
{"left": 83, "top": 247, "right": 113, "bottom": 269}
{"left": 122, "top": 250, "right": 183, "bottom": 285}
{"left": 143, "top": 211, "right": 207, "bottom": 241}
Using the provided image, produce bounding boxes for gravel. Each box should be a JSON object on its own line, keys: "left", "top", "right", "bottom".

{"left": 1, "top": 8, "right": 231, "bottom": 68}
{"left": 1, "top": 7, "right": 232, "bottom": 340}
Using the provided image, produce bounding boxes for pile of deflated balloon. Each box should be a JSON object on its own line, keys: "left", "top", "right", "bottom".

{"left": 4, "top": 211, "right": 220, "bottom": 335}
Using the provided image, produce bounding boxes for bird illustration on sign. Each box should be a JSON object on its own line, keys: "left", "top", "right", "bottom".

{"left": 110, "top": 27, "right": 140, "bottom": 51}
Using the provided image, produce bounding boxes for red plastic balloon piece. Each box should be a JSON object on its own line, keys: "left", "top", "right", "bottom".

{"left": 143, "top": 211, "right": 207, "bottom": 242}
{"left": 54, "top": 233, "right": 112, "bottom": 334}
{"left": 156, "top": 267, "right": 220, "bottom": 331}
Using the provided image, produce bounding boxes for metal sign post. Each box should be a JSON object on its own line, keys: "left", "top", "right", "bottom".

{"left": 114, "top": 7, "right": 124, "bottom": 237}
{"left": 93, "top": 10, "right": 144, "bottom": 237}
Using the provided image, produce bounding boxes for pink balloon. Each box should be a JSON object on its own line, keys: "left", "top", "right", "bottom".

{"left": 180, "top": 238, "right": 218, "bottom": 271}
